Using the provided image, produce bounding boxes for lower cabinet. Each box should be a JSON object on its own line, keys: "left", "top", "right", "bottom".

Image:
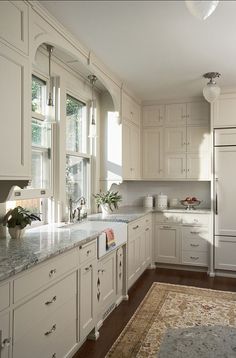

{"left": 155, "top": 225, "right": 180, "bottom": 264}
{"left": 128, "top": 215, "right": 152, "bottom": 289}
{"left": 154, "top": 213, "right": 210, "bottom": 268}
{"left": 215, "top": 236, "right": 236, "bottom": 271}
{"left": 79, "top": 259, "right": 97, "bottom": 342}
{"left": 0, "top": 312, "right": 10, "bottom": 358}
{"left": 97, "top": 251, "right": 116, "bottom": 317}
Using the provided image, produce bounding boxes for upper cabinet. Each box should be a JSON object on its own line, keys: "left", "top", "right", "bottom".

{"left": 122, "top": 92, "right": 140, "bottom": 126}
{"left": 122, "top": 119, "right": 140, "bottom": 180}
{"left": 0, "top": 42, "right": 30, "bottom": 180}
{"left": 213, "top": 93, "right": 236, "bottom": 128}
{"left": 0, "top": 1, "right": 29, "bottom": 54}
{"left": 142, "top": 101, "right": 210, "bottom": 180}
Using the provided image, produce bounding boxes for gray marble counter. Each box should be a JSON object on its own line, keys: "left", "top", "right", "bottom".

{"left": 88, "top": 206, "right": 211, "bottom": 223}
{"left": 0, "top": 223, "right": 102, "bottom": 282}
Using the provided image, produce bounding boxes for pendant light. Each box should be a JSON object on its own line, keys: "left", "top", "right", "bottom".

{"left": 203, "top": 72, "right": 221, "bottom": 103}
{"left": 185, "top": 1, "right": 219, "bottom": 20}
{"left": 45, "top": 44, "right": 56, "bottom": 123}
{"left": 88, "top": 74, "right": 97, "bottom": 138}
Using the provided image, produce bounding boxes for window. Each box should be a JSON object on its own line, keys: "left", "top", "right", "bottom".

{"left": 66, "top": 94, "right": 90, "bottom": 207}
{"left": 32, "top": 75, "right": 46, "bottom": 118}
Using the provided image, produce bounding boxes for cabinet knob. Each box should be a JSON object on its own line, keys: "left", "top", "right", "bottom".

{"left": 85, "top": 264, "right": 92, "bottom": 272}
{"left": 1, "top": 337, "right": 11, "bottom": 349}
{"left": 132, "top": 225, "right": 139, "bottom": 230}
{"left": 52, "top": 354, "right": 57, "bottom": 358}
{"left": 145, "top": 228, "right": 149, "bottom": 231}
{"left": 190, "top": 256, "right": 199, "bottom": 260}
{"left": 86, "top": 249, "right": 92, "bottom": 256}
{"left": 190, "top": 244, "right": 200, "bottom": 247}
{"left": 49, "top": 269, "right": 56, "bottom": 277}
{"left": 44, "top": 324, "right": 56, "bottom": 336}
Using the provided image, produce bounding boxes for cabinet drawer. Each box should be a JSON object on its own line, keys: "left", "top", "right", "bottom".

{"left": 182, "top": 251, "right": 208, "bottom": 266}
{"left": 14, "top": 272, "right": 76, "bottom": 341}
{"left": 79, "top": 240, "right": 97, "bottom": 264}
{"left": 128, "top": 220, "right": 142, "bottom": 236}
{"left": 182, "top": 237, "right": 208, "bottom": 252}
{"left": 182, "top": 227, "right": 209, "bottom": 249}
{"left": 182, "top": 214, "right": 209, "bottom": 226}
{"left": 0, "top": 282, "right": 10, "bottom": 312}
{"left": 13, "top": 295, "right": 77, "bottom": 358}
{"left": 155, "top": 213, "right": 182, "bottom": 224}
{"left": 0, "top": 312, "right": 10, "bottom": 358}
{"left": 13, "top": 249, "right": 77, "bottom": 303}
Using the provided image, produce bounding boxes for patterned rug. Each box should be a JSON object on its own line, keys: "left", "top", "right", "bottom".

{"left": 106, "top": 283, "right": 236, "bottom": 358}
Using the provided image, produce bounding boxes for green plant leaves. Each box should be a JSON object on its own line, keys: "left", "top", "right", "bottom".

{"left": 93, "top": 191, "right": 122, "bottom": 211}
{"left": 3, "top": 206, "right": 41, "bottom": 229}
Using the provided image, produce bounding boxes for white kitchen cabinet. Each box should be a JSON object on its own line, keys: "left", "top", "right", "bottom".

{"left": 164, "top": 153, "right": 186, "bottom": 179}
{"left": 144, "top": 216, "right": 152, "bottom": 266}
{"left": 97, "top": 251, "right": 116, "bottom": 317}
{"left": 187, "top": 126, "right": 210, "bottom": 153}
{"left": 0, "top": 42, "right": 30, "bottom": 180}
{"left": 116, "top": 247, "right": 124, "bottom": 297}
{"left": 122, "top": 92, "right": 140, "bottom": 126}
{"left": 186, "top": 102, "right": 209, "bottom": 125}
{"left": 186, "top": 153, "right": 210, "bottom": 180}
{"left": 122, "top": 119, "right": 140, "bottom": 180}
{"left": 155, "top": 224, "right": 180, "bottom": 264}
{"left": 165, "top": 127, "right": 186, "bottom": 153}
{"left": 213, "top": 93, "right": 236, "bottom": 128}
{"left": 142, "top": 105, "right": 164, "bottom": 126}
{"left": 0, "top": 312, "right": 10, "bottom": 358}
{"left": 215, "top": 236, "right": 236, "bottom": 271}
{"left": 181, "top": 226, "right": 209, "bottom": 267}
{"left": 142, "top": 127, "right": 163, "bottom": 179}
{"left": 166, "top": 103, "right": 186, "bottom": 126}
{"left": 79, "top": 258, "right": 97, "bottom": 341}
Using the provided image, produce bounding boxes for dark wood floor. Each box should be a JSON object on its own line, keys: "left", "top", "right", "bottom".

{"left": 73, "top": 268, "right": 236, "bottom": 358}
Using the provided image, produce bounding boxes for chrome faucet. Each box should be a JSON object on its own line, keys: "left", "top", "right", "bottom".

{"left": 68, "top": 196, "right": 87, "bottom": 223}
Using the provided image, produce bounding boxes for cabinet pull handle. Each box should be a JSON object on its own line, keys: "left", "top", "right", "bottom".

{"left": 145, "top": 228, "right": 149, "bottom": 231}
{"left": 44, "top": 324, "right": 56, "bottom": 336}
{"left": 85, "top": 264, "right": 92, "bottom": 272}
{"left": 161, "top": 225, "right": 171, "bottom": 229}
{"left": 1, "top": 337, "right": 11, "bottom": 349}
{"left": 215, "top": 177, "right": 218, "bottom": 215}
{"left": 86, "top": 249, "right": 92, "bottom": 255}
{"left": 133, "top": 225, "right": 139, "bottom": 230}
{"left": 52, "top": 354, "right": 56, "bottom": 358}
{"left": 190, "top": 231, "right": 199, "bottom": 234}
{"left": 49, "top": 269, "right": 56, "bottom": 277}
{"left": 190, "top": 256, "right": 199, "bottom": 260}
{"left": 45, "top": 296, "right": 57, "bottom": 305}
{"left": 190, "top": 244, "right": 200, "bottom": 247}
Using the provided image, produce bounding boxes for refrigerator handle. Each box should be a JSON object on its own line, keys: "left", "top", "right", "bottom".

{"left": 215, "top": 177, "right": 218, "bottom": 215}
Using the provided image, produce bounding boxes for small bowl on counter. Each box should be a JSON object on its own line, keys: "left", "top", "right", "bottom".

{"left": 180, "top": 199, "right": 201, "bottom": 210}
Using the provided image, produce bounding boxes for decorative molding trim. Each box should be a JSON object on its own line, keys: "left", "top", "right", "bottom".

{"left": 142, "top": 96, "right": 206, "bottom": 106}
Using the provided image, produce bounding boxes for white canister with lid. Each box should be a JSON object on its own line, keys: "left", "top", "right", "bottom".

{"left": 143, "top": 195, "right": 153, "bottom": 208}
{"left": 155, "top": 192, "right": 168, "bottom": 210}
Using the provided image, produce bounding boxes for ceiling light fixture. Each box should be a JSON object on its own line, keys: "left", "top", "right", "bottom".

{"left": 185, "top": 1, "right": 219, "bottom": 20}
{"left": 45, "top": 44, "right": 56, "bottom": 123}
{"left": 88, "top": 74, "right": 97, "bottom": 138}
{"left": 203, "top": 72, "right": 221, "bottom": 103}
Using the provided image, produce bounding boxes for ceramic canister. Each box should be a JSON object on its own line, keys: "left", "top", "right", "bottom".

{"left": 143, "top": 195, "right": 153, "bottom": 208}
{"left": 155, "top": 193, "right": 168, "bottom": 210}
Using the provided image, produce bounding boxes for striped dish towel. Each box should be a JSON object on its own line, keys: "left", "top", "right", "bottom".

{"left": 104, "top": 228, "right": 116, "bottom": 250}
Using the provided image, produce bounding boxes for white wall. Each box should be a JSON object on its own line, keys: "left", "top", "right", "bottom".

{"left": 111, "top": 181, "right": 211, "bottom": 208}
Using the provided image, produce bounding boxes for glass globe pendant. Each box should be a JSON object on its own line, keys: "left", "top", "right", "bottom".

{"left": 203, "top": 72, "right": 221, "bottom": 103}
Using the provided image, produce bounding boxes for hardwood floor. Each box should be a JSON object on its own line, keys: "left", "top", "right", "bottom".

{"left": 73, "top": 268, "right": 236, "bottom": 358}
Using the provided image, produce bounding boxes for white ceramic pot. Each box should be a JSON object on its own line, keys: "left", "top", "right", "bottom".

{"left": 101, "top": 204, "right": 113, "bottom": 216}
{"left": 8, "top": 226, "right": 26, "bottom": 239}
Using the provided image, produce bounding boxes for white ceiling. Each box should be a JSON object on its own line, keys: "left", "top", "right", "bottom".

{"left": 40, "top": 1, "right": 236, "bottom": 101}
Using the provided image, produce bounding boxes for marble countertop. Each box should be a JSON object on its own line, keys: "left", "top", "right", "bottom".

{"left": 0, "top": 223, "right": 103, "bottom": 282}
{"left": 88, "top": 206, "right": 211, "bottom": 223}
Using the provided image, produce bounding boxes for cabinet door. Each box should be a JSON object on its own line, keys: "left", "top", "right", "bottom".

{"left": 215, "top": 236, "right": 236, "bottom": 271}
{"left": 187, "top": 102, "right": 209, "bottom": 125}
{"left": 139, "top": 228, "right": 146, "bottom": 271}
{"left": 143, "top": 105, "right": 164, "bottom": 126}
{"left": 165, "top": 127, "right": 186, "bottom": 153}
{"left": 116, "top": 247, "right": 123, "bottom": 295}
{"left": 145, "top": 225, "right": 152, "bottom": 265}
{"left": 130, "top": 124, "right": 140, "bottom": 179}
{"left": 166, "top": 103, "right": 186, "bottom": 126}
{"left": 187, "top": 126, "right": 210, "bottom": 153}
{"left": 143, "top": 128, "right": 163, "bottom": 179}
{"left": 213, "top": 94, "right": 236, "bottom": 128}
{"left": 127, "top": 233, "right": 136, "bottom": 287}
{"left": 0, "top": 312, "right": 10, "bottom": 358}
{"left": 122, "top": 120, "right": 132, "bottom": 179}
{"left": 164, "top": 153, "right": 186, "bottom": 179}
{"left": 155, "top": 225, "right": 180, "bottom": 264}
{"left": 0, "top": 43, "right": 30, "bottom": 179}
{"left": 187, "top": 153, "right": 210, "bottom": 180}
{"left": 99, "top": 252, "right": 116, "bottom": 313}
{"left": 122, "top": 93, "right": 140, "bottom": 126}
{"left": 80, "top": 260, "right": 97, "bottom": 340}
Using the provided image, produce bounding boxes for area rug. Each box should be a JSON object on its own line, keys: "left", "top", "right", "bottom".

{"left": 106, "top": 283, "right": 236, "bottom": 358}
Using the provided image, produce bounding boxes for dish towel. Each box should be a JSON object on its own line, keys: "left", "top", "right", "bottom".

{"left": 104, "top": 228, "right": 116, "bottom": 250}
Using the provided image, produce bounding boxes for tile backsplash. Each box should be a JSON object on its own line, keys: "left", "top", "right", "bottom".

{"left": 111, "top": 181, "right": 211, "bottom": 208}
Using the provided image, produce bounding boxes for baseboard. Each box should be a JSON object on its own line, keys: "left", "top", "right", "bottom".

{"left": 155, "top": 263, "right": 208, "bottom": 273}
{"left": 215, "top": 270, "right": 236, "bottom": 278}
